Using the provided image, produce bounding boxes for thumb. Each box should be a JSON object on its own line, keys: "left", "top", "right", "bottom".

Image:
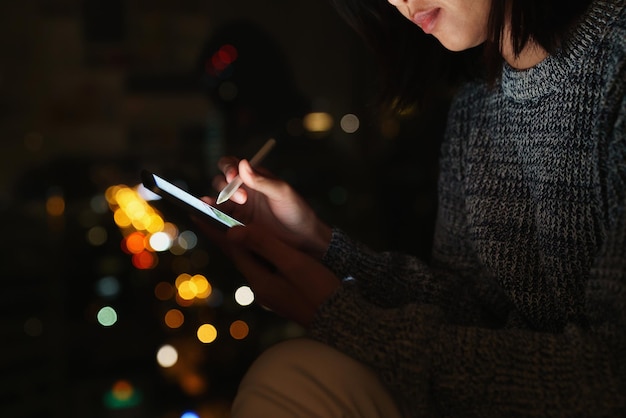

{"left": 238, "top": 159, "right": 287, "bottom": 201}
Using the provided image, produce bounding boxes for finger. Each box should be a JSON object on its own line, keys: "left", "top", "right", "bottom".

{"left": 217, "top": 156, "right": 241, "bottom": 183}
{"left": 238, "top": 160, "right": 291, "bottom": 201}
{"left": 228, "top": 226, "right": 339, "bottom": 304}
{"left": 211, "top": 174, "right": 248, "bottom": 205}
{"left": 227, "top": 238, "right": 315, "bottom": 325}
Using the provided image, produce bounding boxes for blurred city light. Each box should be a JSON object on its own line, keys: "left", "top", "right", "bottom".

{"left": 197, "top": 324, "right": 217, "bottom": 344}
{"left": 96, "top": 276, "right": 120, "bottom": 298}
{"left": 149, "top": 231, "right": 172, "bottom": 252}
{"left": 46, "top": 195, "right": 65, "bottom": 216}
{"left": 177, "top": 230, "right": 198, "bottom": 250}
{"left": 164, "top": 309, "right": 185, "bottom": 329}
{"left": 103, "top": 379, "right": 142, "bottom": 409}
{"left": 97, "top": 306, "right": 118, "bottom": 327}
{"left": 175, "top": 273, "right": 212, "bottom": 301}
{"left": 303, "top": 112, "right": 333, "bottom": 133}
{"left": 234, "top": 286, "right": 254, "bottom": 306}
{"left": 340, "top": 113, "right": 360, "bottom": 133}
{"left": 155, "top": 281, "right": 175, "bottom": 301}
{"left": 180, "top": 373, "right": 206, "bottom": 396}
{"left": 86, "top": 225, "right": 108, "bottom": 246}
{"left": 157, "top": 344, "right": 178, "bottom": 368}
{"left": 229, "top": 320, "right": 249, "bottom": 340}
{"left": 132, "top": 250, "right": 156, "bottom": 269}
{"left": 205, "top": 44, "right": 238, "bottom": 77}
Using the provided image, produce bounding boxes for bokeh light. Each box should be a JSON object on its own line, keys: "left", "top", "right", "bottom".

{"left": 124, "top": 231, "right": 146, "bottom": 254}
{"left": 175, "top": 273, "right": 211, "bottom": 301}
{"left": 156, "top": 344, "right": 178, "bottom": 368}
{"left": 154, "top": 281, "right": 174, "bottom": 301}
{"left": 149, "top": 231, "right": 172, "bottom": 252}
{"left": 46, "top": 195, "right": 65, "bottom": 216}
{"left": 103, "top": 379, "right": 142, "bottom": 409}
{"left": 229, "top": 320, "right": 249, "bottom": 340}
{"left": 234, "top": 286, "right": 254, "bottom": 306}
{"left": 97, "top": 306, "right": 118, "bottom": 327}
{"left": 177, "top": 230, "right": 198, "bottom": 250}
{"left": 180, "top": 374, "right": 206, "bottom": 396}
{"left": 87, "top": 226, "right": 108, "bottom": 246}
{"left": 340, "top": 113, "right": 360, "bottom": 133}
{"left": 164, "top": 309, "right": 185, "bottom": 329}
{"left": 303, "top": 112, "right": 334, "bottom": 133}
{"left": 132, "top": 250, "right": 156, "bottom": 269}
{"left": 197, "top": 324, "right": 217, "bottom": 344}
{"left": 96, "top": 276, "right": 120, "bottom": 298}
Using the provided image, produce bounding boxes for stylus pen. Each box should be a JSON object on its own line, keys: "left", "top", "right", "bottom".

{"left": 216, "top": 138, "right": 277, "bottom": 204}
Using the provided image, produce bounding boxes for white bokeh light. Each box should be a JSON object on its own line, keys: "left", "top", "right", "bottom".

{"left": 156, "top": 344, "right": 178, "bottom": 368}
{"left": 234, "top": 286, "right": 255, "bottom": 306}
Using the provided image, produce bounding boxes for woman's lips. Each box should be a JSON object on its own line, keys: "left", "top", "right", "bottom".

{"left": 412, "top": 8, "right": 441, "bottom": 34}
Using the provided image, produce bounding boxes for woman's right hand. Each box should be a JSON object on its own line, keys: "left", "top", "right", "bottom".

{"left": 203, "top": 156, "right": 332, "bottom": 260}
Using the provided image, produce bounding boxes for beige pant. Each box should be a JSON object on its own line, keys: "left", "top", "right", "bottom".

{"left": 231, "top": 338, "right": 404, "bottom": 417}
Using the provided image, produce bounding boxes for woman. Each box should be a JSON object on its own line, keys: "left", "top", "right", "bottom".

{"left": 201, "top": 0, "right": 625, "bottom": 415}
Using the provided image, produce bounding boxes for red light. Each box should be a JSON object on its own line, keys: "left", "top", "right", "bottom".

{"left": 218, "top": 44, "right": 238, "bottom": 65}
{"left": 132, "top": 250, "right": 156, "bottom": 269}
{"left": 206, "top": 44, "right": 238, "bottom": 76}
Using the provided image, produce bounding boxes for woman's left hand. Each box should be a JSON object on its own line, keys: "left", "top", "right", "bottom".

{"left": 226, "top": 224, "right": 341, "bottom": 328}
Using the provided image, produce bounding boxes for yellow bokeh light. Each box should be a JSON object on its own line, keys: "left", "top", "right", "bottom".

{"left": 190, "top": 275, "right": 211, "bottom": 299}
{"left": 114, "top": 188, "right": 135, "bottom": 206}
{"left": 113, "top": 208, "right": 132, "bottom": 228}
{"left": 178, "top": 281, "right": 198, "bottom": 300}
{"left": 125, "top": 200, "right": 146, "bottom": 219}
{"left": 303, "top": 112, "right": 334, "bottom": 133}
{"left": 105, "top": 185, "right": 122, "bottom": 204}
{"left": 146, "top": 214, "right": 165, "bottom": 233}
{"left": 197, "top": 324, "right": 217, "bottom": 344}
{"left": 175, "top": 273, "right": 192, "bottom": 289}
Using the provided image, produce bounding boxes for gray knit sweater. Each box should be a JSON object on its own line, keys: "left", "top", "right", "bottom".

{"left": 310, "top": 0, "right": 626, "bottom": 416}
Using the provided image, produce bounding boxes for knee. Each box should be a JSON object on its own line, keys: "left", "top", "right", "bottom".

{"left": 231, "top": 338, "right": 403, "bottom": 418}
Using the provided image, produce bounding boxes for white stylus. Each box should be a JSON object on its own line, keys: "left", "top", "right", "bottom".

{"left": 216, "top": 138, "right": 277, "bottom": 204}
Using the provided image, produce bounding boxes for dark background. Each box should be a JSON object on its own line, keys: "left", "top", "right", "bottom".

{"left": 0, "top": 1, "right": 448, "bottom": 417}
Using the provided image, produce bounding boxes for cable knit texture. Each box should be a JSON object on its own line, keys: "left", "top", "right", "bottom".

{"left": 310, "top": 0, "right": 626, "bottom": 416}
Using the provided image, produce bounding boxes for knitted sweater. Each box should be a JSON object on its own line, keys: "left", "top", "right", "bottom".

{"left": 310, "top": 0, "right": 626, "bottom": 416}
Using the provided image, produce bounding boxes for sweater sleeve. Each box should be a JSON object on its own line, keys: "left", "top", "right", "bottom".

{"left": 322, "top": 228, "right": 441, "bottom": 307}
{"left": 309, "top": 282, "right": 626, "bottom": 416}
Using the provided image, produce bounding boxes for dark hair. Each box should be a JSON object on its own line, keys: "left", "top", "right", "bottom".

{"left": 329, "top": 0, "right": 592, "bottom": 111}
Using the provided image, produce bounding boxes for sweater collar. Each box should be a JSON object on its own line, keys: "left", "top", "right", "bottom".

{"left": 501, "top": 0, "right": 623, "bottom": 101}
